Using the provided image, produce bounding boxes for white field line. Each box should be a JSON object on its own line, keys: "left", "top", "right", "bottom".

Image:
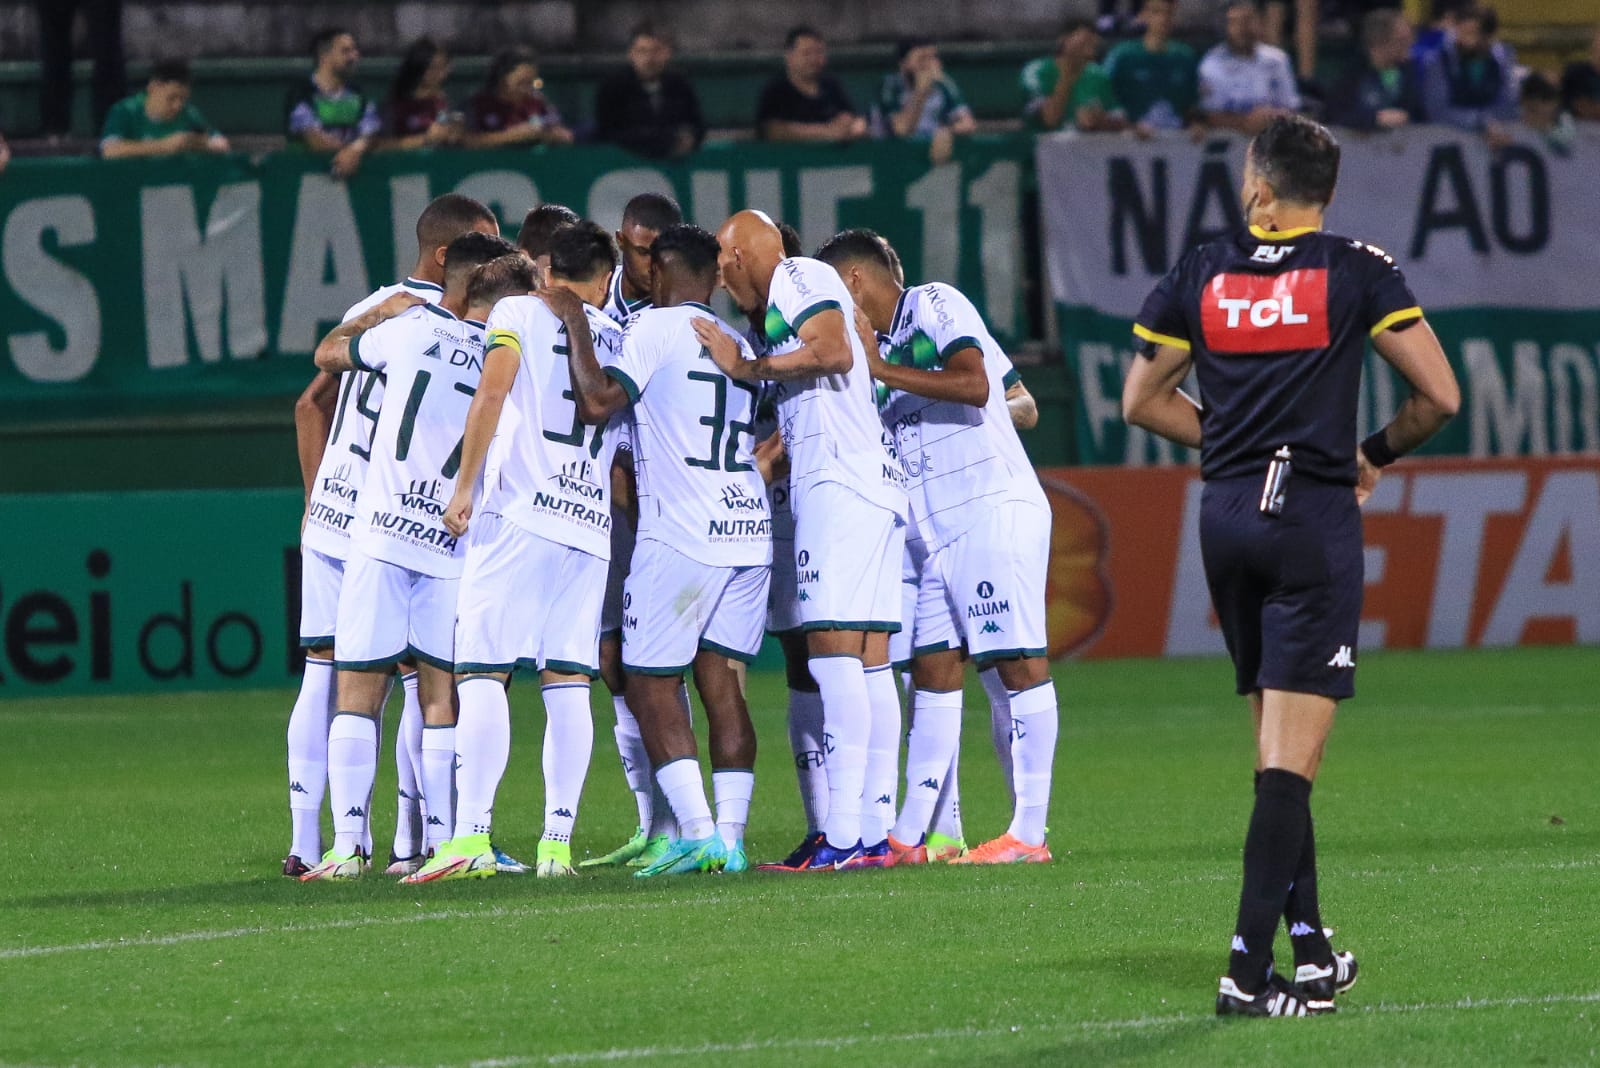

{"left": 5, "top": 855, "right": 1597, "bottom": 962}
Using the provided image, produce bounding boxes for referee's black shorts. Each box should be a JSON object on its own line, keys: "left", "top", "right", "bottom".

{"left": 1198, "top": 474, "right": 1363, "bottom": 701}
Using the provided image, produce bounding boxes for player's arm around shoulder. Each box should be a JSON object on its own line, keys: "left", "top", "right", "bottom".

{"left": 567, "top": 298, "right": 634, "bottom": 425}
{"left": 313, "top": 291, "right": 426, "bottom": 373}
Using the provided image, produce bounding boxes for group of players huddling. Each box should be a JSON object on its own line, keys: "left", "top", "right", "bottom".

{"left": 283, "top": 188, "right": 1062, "bottom": 894}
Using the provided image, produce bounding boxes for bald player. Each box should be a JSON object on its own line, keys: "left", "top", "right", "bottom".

{"left": 696, "top": 211, "right": 907, "bottom": 871}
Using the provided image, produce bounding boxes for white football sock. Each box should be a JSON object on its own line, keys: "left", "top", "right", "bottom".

{"left": 810, "top": 655, "right": 870, "bottom": 849}
{"left": 656, "top": 757, "right": 714, "bottom": 841}
{"left": 891, "top": 688, "right": 962, "bottom": 844}
{"left": 1006, "top": 680, "right": 1059, "bottom": 846}
{"left": 286, "top": 658, "right": 334, "bottom": 861}
{"left": 327, "top": 712, "right": 377, "bottom": 857}
{"left": 785, "top": 687, "right": 828, "bottom": 835}
{"left": 862, "top": 664, "right": 902, "bottom": 846}
{"left": 712, "top": 768, "right": 755, "bottom": 849}
{"left": 361, "top": 685, "right": 390, "bottom": 859}
{"left": 420, "top": 725, "right": 456, "bottom": 852}
{"left": 453, "top": 677, "right": 510, "bottom": 839}
{"left": 981, "top": 667, "right": 1016, "bottom": 802}
{"left": 931, "top": 741, "right": 964, "bottom": 842}
{"left": 541, "top": 683, "right": 593, "bottom": 844}
{"left": 613, "top": 696, "right": 653, "bottom": 831}
{"left": 392, "top": 672, "right": 424, "bottom": 858}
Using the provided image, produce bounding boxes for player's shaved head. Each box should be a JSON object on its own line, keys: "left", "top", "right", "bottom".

{"left": 467, "top": 254, "right": 536, "bottom": 310}
{"left": 517, "top": 203, "right": 581, "bottom": 260}
{"left": 649, "top": 224, "right": 720, "bottom": 307}
{"left": 714, "top": 210, "right": 786, "bottom": 315}
{"left": 416, "top": 194, "right": 499, "bottom": 259}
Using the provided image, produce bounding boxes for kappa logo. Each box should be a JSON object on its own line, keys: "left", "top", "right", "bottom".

{"left": 874, "top": 794, "right": 893, "bottom": 805}
{"left": 1327, "top": 645, "right": 1356, "bottom": 668}
{"left": 1201, "top": 269, "right": 1331, "bottom": 354}
{"left": 552, "top": 807, "right": 574, "bottom": 818}
{"left": 426, "top": 815, "right": 445, "bottom": 826}
{"left": 796, "top": 589, "right": 810, "bottom": 602}
{"left": 290, "top": 781, "right": 309, "bottom": 794}
{"left": 918, "top": 777, "right": 941, "bottom": 791}
{"left": 344, "top": 806, "right": 365, "bottom": 818}
{"left": 979, "top": 620, "right": 1003, "bottom": 635}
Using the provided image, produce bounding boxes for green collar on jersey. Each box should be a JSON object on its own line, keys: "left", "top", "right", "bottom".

{"left": 403, "top": 276, "right": 445, "bottom": 293}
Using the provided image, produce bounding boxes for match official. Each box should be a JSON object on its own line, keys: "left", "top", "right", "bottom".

{"left": 1122, "top": 115, "right": 1459, "bottom": 1017}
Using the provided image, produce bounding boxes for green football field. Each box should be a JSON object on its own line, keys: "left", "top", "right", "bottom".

{"left": 4, "top": 646, "right": 1597, "bottom": 1066}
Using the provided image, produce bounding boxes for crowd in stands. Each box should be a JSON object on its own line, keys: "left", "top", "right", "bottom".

{"left": 10, "top": 0, "right": 1600, "bottom": 176}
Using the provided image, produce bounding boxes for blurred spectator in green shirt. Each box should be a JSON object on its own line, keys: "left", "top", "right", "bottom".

{"left": 1022, "top": 18, "right": 1128, "bottom": 132}
{"left": 873, "top": 38, "right": 976, "bottom": 164}
{"left": 1105, "top": 0, "right": 1201, "bottom": 133}
{"left": 101, "top": 60, "right": 229, "bottom": 159}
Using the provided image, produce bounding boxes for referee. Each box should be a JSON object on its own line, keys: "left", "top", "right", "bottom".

{"left": 1122, "top": 115, "right": 1459, "bottom": 1017}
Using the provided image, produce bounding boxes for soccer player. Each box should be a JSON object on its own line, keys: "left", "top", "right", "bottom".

{"left": 299, "top": 231, "right": 517, "bottom": 882}
{"left": 699, "top": 210, "right": 907, "bottom": 871}
{"left": 284, "top": 193, "right": 497, "bottom": 878}
{"left": 1122, "top": 115, "right": 1459, "bottom": 1016}
{"left": 605, "top": 192, "right": 682, "bottom": 323}
{"left": 517, "top": 202, "right": 581, "bottom": 283}
{"left": 408, "top": 223, "right": 625, "bottom": 883}
{"left": 560, "top": 223, "right": 772, "bottom": 877}
{"left": 818, "top": 229, "right": 1058, "bottom": 866}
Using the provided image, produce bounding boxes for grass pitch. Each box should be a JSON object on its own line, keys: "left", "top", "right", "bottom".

{"left": 3, "top": 647, "right": 1597, "bottom": 1066}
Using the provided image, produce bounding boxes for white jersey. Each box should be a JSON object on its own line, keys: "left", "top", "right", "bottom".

{"left": 877, "top": 282, "right": 1046, "bottom": 553}
{"left": 603, "top": 270, "right": 651, "bottom": 325}
{"left": 482, "top": 297, "right": 623, "bottom": 559}
{"left": 302, "top": 277, "right": 444, "bottom": 560}
{"left": 348, "top": 304, "right": 486, "bottom": 577}
{"left": 611, "top": 303, "right": 771, "bottom": 569}
{"left": 762, "top": 257, "right": 905, "bottom": 517}
{"left": 749, "top": 325, "right": 795, "bottom": 544}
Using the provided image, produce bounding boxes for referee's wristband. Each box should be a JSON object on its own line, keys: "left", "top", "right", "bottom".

{"left": 1360, "top": 430, "right": 1401, "bottom": 469}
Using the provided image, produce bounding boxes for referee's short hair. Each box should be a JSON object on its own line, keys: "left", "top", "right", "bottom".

{"left": 814, "top": 228, "right": 895, "bottom": 275}
{"left": 1249, "top": 115, "right": 1341, "bottom": 208}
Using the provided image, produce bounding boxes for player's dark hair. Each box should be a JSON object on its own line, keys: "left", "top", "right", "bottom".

{"left": 517, "top": 203, "right": 581, "bottom": 259}
{"left": 467, "top": 253, "right": 537, "bottom": 308}
{"left": 444, "top": 232, "right": 518, "bottom": 287}
{"left": 620, "top": 193, "right": 683, "bottom": 235}
{"left": 650, "top": 224, "right": 720, "bottom": 282}
{"left": 311, "top": 28, "right": 350, "bottom": 60}
{"left": 785, "top": 25, "right": 822, "bottom": 50}
{"left": 390, "top": 38, "right": 443, "bottom": 104}
{"left": 416, "top": 194, "right": 497, "bottom": 255}
{"left": 777, "top": 222, "right": 804, "bottom": 259}
{"left": 1520, "top": 71, "right": 1558, "bottom": 103}
{"left": 1248, "top": 115, "right": 1340, "bottom": 208}
{"left": 149, "top": 59, "right": 191, "bottom": 86}
{"left": 814, "top": 228, "right": 895, "bottom": 275}
{"left": 548, "top": 221, "right": 619, "bottom": 282}
{"left": 896, "top": 37, "right": 934, "bottom": 63}
{"left": 484, "top": 46, "right": 537, "bottom": 94}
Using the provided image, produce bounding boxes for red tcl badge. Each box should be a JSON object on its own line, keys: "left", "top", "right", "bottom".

{"left": 1201, "top": 269, "right": 1330, "bottom": 353}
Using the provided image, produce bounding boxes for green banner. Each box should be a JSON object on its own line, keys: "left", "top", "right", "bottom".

{"left": 1038, "top": 128, "right": 1600, "bottom": 464}
{"left": 0, "top": 138, "right": 1032, "bottom": 424}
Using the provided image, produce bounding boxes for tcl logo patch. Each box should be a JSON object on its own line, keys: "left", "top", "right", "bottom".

{"left": 1201, "top": 269, "right": 1330, "bottom": 353}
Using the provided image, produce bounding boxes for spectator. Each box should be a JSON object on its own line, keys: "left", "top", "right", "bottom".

{"left": 465, "top": 47, "right": 573, "bottom": 148}
{"left": 1021, "top": 19, "right": 1127, "bottom": 133}
{"left": 1419, "top": 5, "right": 1519, "bottom": 144}
{"left": 100, "top": 59, "right": 228, "bottom": 159}
{"left": 594, "top": 24, "right": 704, "bottom": 159}
{"left": 1521, "top": 72, "right": 1575, "bottom": 153}
{"left": 874, "top": 38, "right": 976, "bottom": 163}
{"left": 1561, "top": 26, "right": 1600, "bottom": 122}
{"left": 287, "top": 28, "right": 381, "bottom": 178}
{"left": 1104, "top": 0, "right": 1200, "bottom": 133}
{"left": 1412, "top": 0, "right": 1468, "bottom": 66}
{"left": 37, "top": 0, "right": 126, "bottom": 139}
{"left": 1199, "top": 1, "right": 1302, "bottom": 133}
{"left": 0, "top": 133, "right": 10, "bottom": 174}
{"left": 384, "top": 38, "right": 462, "bottom": 149}
{"left": 757, "top": 26, "right": 869, "bottom": 142}
{"left": 1325, "top": 9, "right": 1419, "bottom": 130}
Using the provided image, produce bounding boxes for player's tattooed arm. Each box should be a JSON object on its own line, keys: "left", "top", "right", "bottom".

{"left": 868, "top": 342, "right": 989, "bottom": 407}
{"left": 1121, "top": 342, "right": 1202, "bottom": 449}
{"left": 693, "top": 308, "right": 853, "bottom": 382}
{"left": 1005, "top": 379, "right": 1039, "bottom": 430}
{"left": 442, "top": 344, "right": 520, "bottom": 539}
{"left": 313, "top": 292, "right": 426, "bottom": 373}
{"left": 294, "top": 371, "right": 341, "bottom": 502}
{"left": 547, "top": 289, "right": 629, "bottom": 424}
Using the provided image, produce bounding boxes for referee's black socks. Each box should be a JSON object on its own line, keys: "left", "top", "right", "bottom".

{"left": 1229, "top": 768, "right": 1314, "bottom": 994}
{"left": 1255, "top": 769, "right": 1335, "bottom": 968}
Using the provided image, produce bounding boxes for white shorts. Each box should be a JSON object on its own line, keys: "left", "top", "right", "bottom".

{"left": 916, "top": 502, "right": 1051, "bottom": 665}
{"left": 601, "top": 506, "right": 636, "bottom": 637}
{"left": 889, "top": 537, "right": 928, "bottom": 667}
{"left": 299, "top": 546, "right": 345, "bottom": 650}
{"left": 334, "top": 548, "right": 458, "bottom": 671}
{"left": 623, "top": 540, "right": 771, "bottom": 674}
{"left": 793, "top": 481, "right": 904, "bottom": 633}
{"left": 455, "top": 513, "right": 607, "bottom": 677}
{"left": 766, "top": 536, "right": 801, "bottom": 634}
